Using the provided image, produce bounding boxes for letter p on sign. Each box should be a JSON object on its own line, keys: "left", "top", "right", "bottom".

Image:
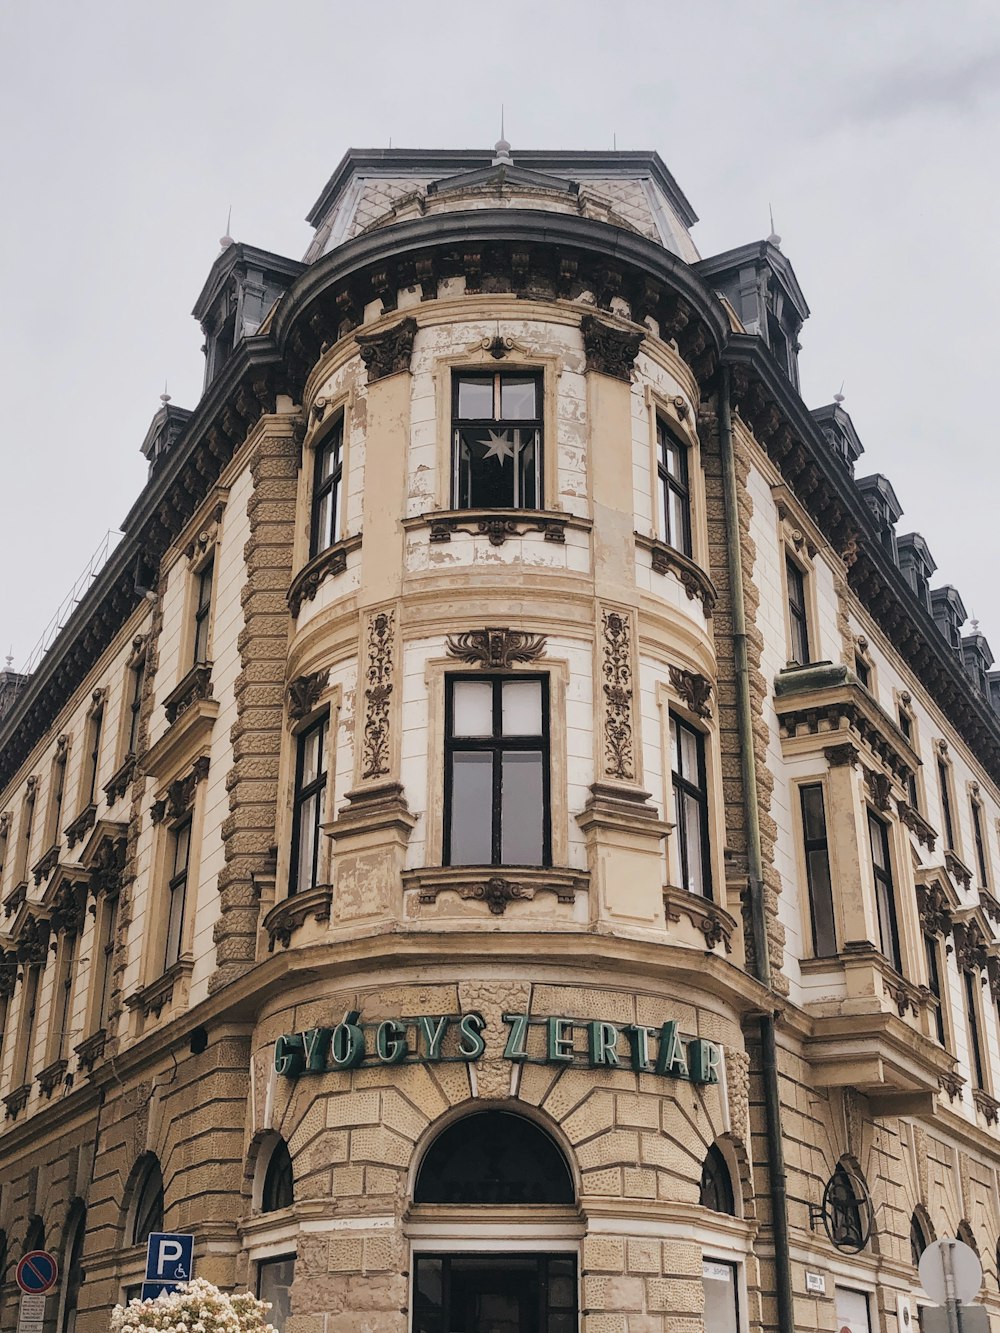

{"left": 144, "top": 1233, "right": 195, "bottom": 1283}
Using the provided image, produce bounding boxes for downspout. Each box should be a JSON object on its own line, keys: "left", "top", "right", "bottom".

{"left": 718, "top": 364, "right": 795, "bottom": 1333}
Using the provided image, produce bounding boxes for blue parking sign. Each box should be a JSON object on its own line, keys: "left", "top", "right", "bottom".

{"left": 144, "top": 1233, "right": 194, "bottom": 1284}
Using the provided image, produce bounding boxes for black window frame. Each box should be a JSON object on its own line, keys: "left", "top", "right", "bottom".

{"left": 310, "top": 417, "right": 344, "bottom": 559}
{"left": 289, "top": 713, "right": 329, "bottom": 896}
{"left": 854, "top": 654, "right": 871, "bottom": 690}
{"left": 964, "top": 967, "right": 987, "bottom": 1091}
{"left": 799, "top": 783, "right": 837, "bottom": 958}
{"left": 451, "top": 370, "right": 543, "bottom": 511}
{"left": 126, "top": 658, "right": 145, "bottom": 756}
{"left": 443, "top": 674, "right": 551, "bottom": 869}
{"left": 164, "top": 816, "right": 192, "bottom": 971}
{"left": 192, "top": 558, "right": 215, "bottom": 666}
{"left": 257, "top": 1255, "right": 296, "bottom": 1333}
{"left": 262, "top": 1140, "right": 294, "bottom": 1212}
{"left": 85, "top": 706, "right": 104, "bottom": 807}
{"left": 699, "top": 1144, "right": 736, "bottom": 1215}
{"left": 972, "top": 797, "right": 990, "bottom": 888}
{"left": 867, "top": 810, "right": 902, "bottom": 972}
{"left": 938, "top": 758, "right": 956, "bottom": 850}
{"left": 131, "top": 1160, "right": 164, "bottom": 1247}
{"left": 925, "top": 932, "right": 947, "bottom": 1046}
{"left": 786, "top": 555, "right": 810, "bottom": 665}
{"left": 898, "top": 713, "right": 920, "bottom": 810}
{"left": 656, "top": 417, "right": 692, "bottom": 557}
{"left": 670, "top": 711, "right": 712, "bottom": 898}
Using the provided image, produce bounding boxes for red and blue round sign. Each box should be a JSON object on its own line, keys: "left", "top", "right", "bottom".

{"left": 16, "top": 1251, "right": 58, "bottom": 1295}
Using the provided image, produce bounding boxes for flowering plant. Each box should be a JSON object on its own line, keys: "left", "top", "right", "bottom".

{"left": 111, "top": 1277, "right": 278, "bottom": 1333}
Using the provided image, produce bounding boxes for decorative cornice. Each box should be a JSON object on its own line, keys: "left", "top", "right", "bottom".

{"left": 355, "top": 316, "right": 417, "bottom": 382}
{"left": 416, "top": 509, "right": 583, "bottom": 547}
{"left": 15, "top": 914, "right": 50, "bottom": 965}
{"left": 917, "top": 878, "right": 954, "bottom": 937}
{"left": 150, "top": 756, "right": 210, "bottom": 825}
{"left": 634, "top": 534, "right": 718, "bottom": 614}
{"left": 824, "top": 742, "right": 860, "bottom": 768}
{"left": 662, "top": 884, "right": 737, "bottom": 954}
{"left": 64, "top": 803, "right": 96, "bottom": 851}
{"left": 402, "top": 865, "right": 587, "bottom": 915}
{"left": 31, "top": 844, "right": 60, "bottom": 887}
{"left": 580, "top": 313, "right": 644, "bottom": 381}
{"left": 286, "top": 669, "right": 330, "bottom": 722}
{"left": 863, "top": 766, "right": 893, "bottom": 812}
{"left": 184, "top": 500, "right": 225, "bottom": 563}
{"left": 163, "top": 663, "right": 214, "bottom": 725}
{"left": 898, "top": 799, "right": 937, "bottom": 852}
{"left": 36, "top": 1058, "right": 68, "bottom": 1099}
{"left": 86, "top": 832, "right": 127, "bottom": 900}
{"left": 287, "top": 534, "right": 361, "bottom": 617}
{"left": 104, "top": 753, "right": 137, "bottom": 806}
{"left": 361, "top": 609, "right": 395, "bottom": 781}
{"left": 445, "top": 626, "right": 547, "bottom": 671}
{"left": 74, "top": 1028, "right": 107, "bottom": 1071}
{"left": 0, "top": 951, "right": 17, "bottom": 997}
{"left": 953, "top": 917, "right": 993, "bottom": 975}
{"left": 973, "top": 1089, "right": 1000, "bottom": 1126}
{"left": 945, "top": 849, "right": 974, "bottom": 890}
{"left": 49, "top": 879, "right": 87, "bottom": 936}
{"left": 668, "top": 665, "right": 712, "bottom": 720}
{"left": 3, "top": 1084, "right": 30, "bottom": 1121}
{"left": 939, "top": 1070, "right": 965, "bottom": 1102}
{"left": 3, "top": 881, "right": 26, "bottom": 919}
{"left": 262, "top": 885, "right": 332, "bottom": 951}
{"left": 125, "top": 956, "right": 193, "bottom": 1020}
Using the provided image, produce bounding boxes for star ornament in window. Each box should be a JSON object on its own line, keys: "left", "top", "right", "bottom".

{"left": 481, "top": 429, "right": 514, "bottom": 463}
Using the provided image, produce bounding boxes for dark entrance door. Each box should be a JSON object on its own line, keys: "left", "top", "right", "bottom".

{"left": 414, "top": 1253, "right": 577, "bottom": 1333}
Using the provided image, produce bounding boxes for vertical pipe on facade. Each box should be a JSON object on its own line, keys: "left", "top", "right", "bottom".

{"left": 718, "top": 365, "right": 795, "bottom": 1333}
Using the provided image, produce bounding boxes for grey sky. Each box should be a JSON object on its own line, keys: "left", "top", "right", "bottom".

{"left": 1, "top": 0, "right": 998, "bottom": 667}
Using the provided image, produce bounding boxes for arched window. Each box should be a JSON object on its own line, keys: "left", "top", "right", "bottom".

{"left": 60, "top": 1204, "right": 86, "bottom": 1333}
{"left": 131, "top": 1159, "right": 164, "bottom": 1247}
{"left": 262, "top": 1140, "right": 294, "bottom": 1213}
{"left": 911, "top": 1211, "right": 929, "bottom": 1268}
{"left": 958, "top": 1220, "right": 979, "bottom": 1256}
{"left": 699, "top": 1144, "right": 735, "bottom": 1216}
{"left": 415, "top": 1112, "right": 573, "bottom": 1205}
{"left": 24, "top": 1218, "right": 45, "bottom": 1253}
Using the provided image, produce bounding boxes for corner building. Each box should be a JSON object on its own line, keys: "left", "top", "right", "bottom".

{"left": 2, "top": 144, "right": 1000, "bottom": 1333}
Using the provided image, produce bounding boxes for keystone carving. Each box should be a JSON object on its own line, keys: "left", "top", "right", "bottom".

{"left": 287, "top": 670, "right": 330, "bottom": 722}
{"left": 580, "top": 313, "right": 644, "bottom": 382}
{"left": 150, "top": 756, "right": 210, "bottom": 825}
{"left": 863, "top": 767, "right": 892, "bottom": 812}
{"left": 669, "top": 665, "right": 713, "bottom": 719}
{"left": 445, "top": 627, "right": 547, "bottom": 670}
{"left": 356, "top": 316, "right": 417, "bottom": 383}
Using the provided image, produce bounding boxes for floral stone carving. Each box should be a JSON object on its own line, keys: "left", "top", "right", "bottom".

{"left": 601, "top": 609, "right": 634, "bottom": 781}
{"left": 580, "top": 313, "right": 644, "bottom": 382}
{"left": 362, "top": 610, "right": 394, "bottom": 780}
{"left": 445, "top": 627, "right": 547, "bottom": 670}
{"left": 356, "top": 317, "right": 417, "bottom": 383}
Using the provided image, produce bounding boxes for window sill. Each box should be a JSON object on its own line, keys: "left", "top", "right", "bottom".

{"left": 3, "top": 1084, "right": 30, "bottom": 1121}
{"left": 403, "top": 508, "right": 591, "bottom": 547}
{"left": 662, "top": 884, "right": 736, "bottom": 954}
{"left": 64, "top": 804, "right": 97, "bottom": 851}
{"left": 973, "top": 1088, "right": 1000, "bottom": 1126}
{"left": 945, "top": 848, "right": 973, "bottom": 890}
{"left": 36, "top": 1057, "right": 68, "bottom": 1098}
{"left": 3, "top": 880, "right": 26, "bottom": 919}
{"left": 74, "top": 1029, "right": 107, "bottom": 1072}
{"left": 634, "top": 532, "right": 717, "bottom": 614}
{"left": 104, "top": 753, "right": 138, "bottom": 806}
{"left": 897, "top": 798, "right": 937, "bottom": 852}
{"left": 31, "top": 843, "right": 61, "bottom": 886}
{"left": 288, "top": 533, "right": 362, "bottom": 617}
{"left": 262, "top": 884, "right": 332, "bottom": 951}
{"left": 402, "top": 865, "right": 588, "bottom": 916}
{"left": 164, "top": 663, "right": 214, "bottom": 725}
{"left": 125, "top": 957, "right": 194, "bottom": 1023}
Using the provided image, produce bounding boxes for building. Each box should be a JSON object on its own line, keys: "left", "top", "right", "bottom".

{"left": 0, "top": 140, "right": 999, "bottom": 1333}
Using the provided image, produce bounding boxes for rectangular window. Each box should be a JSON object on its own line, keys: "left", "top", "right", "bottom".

{"left": 164, "top": 818, "right": 191, "bottom": 970}
{"left": 46, "top": 754, "right": 67, "bottom": 847}
{"left": 126, "top": 660, "right": 145, "bottom": 756}
{"left": 868, "top": 811, "right": 901, "bottom": 972}
{"left": 964, "top": 968, "right": 986, "bottom": 1090}
{"left": 53, "top": 934, "right": 76, "bottom": 1062}
{"left": 452, "top": 371, "right": 542, "bottom": 510}
{"left": 257, "top": 1256, "right": 295, "bottom": 1333}
{"left": 938, "top": 759, "right": 955, "bottom": 849}
{"left": 854, "top": 655, "right": 871, "bottom": 690}
{"left": 95, "top": 896, "right": 118, "bottom": 1030}
{"left": 85, "top": 707, "right": 104, "bottom": 807}
{"left": 702, "top": 1261, "right": 739, "bottom": 1333}
{"left": 786, "top": 556, "right": 810, "bottom": 665}
{"left": 15, "top": 791, "right": 36, "bottom": 884}
{"left": 14, "top": 964, "right": 41, "bottom": 1088}
{"left": 800, "top": 784, "right": 837, "bottom": 957}
{"left": 193, "top": 559, "right": 215, "bottom": 665}
{"left": 310, "top": 420, "right": 344, "bottom": 558}
{"left": 289, "top": 715, "right": 329, "bottom": 896}
{"left": 835, "top": 1287, "right": 872, "bottom": 1333}
{"left": 925, "top": 933, "right": 946, "bottom": 1045}
{"left": 656, "top": 418, "right": 692, "bottom": 556}
{"left": 972, "top": 799, "right": 990, "bottom": 888}
{"left": 670, "top": 713, "right": 711, "bottom": 897}
{"left": 445, "top": 676, "right": 550, "bottom": 868}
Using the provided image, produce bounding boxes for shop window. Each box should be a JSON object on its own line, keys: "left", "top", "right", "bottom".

{"left": 698, "top": 1144, "right": 735, "bottom": 1215}
{"left": 452, "top": 371, "right": 542, "bottom": 510}
{"left": 289, "top": 715, "right": 329, "bottom": 896}
{"left": 835, "top": 1286, "right": 872, "bottom": 1333}
{"left": 415, "top": 1112, "right": 573, "bottom": 1205}
{"left": 785, "top": 555, "right": 810, "bottom": 665}
{"left": 257, "top": 1257, "right": 295, "bottom": 1333}
{"left": 799, "top": 784, "right": 836, "bottom": 958}
{"left": 656, "top": 418, "right": 691, "bottom": 556}
{"left": 130, "top": 1158, "right": 164, "bottom": 1247}
{"left": 310, "top": 419, "right": 344, "bottom": 558}
{"left": 702, "top": 1260, "right": 739, "bottom": 1333}
{"left": 964, "top": 970, "right": 987, "bottom": 1091}
{"left": 414, "top": 1253, "right": 577, "bottom": 1333}
{"left": 444, "top": 677, "right": 550, "bottom": 868}
{"left": 670, "top": 713, "right": 711, "bottom": 897}
{"left": 164, "top": 818, "right": 192, "bottom": 970}
{"left": 867, "top": 811, "right": 901, "bottom": 972}
{"left": 192, "top": 558, "right": 215, "bottom": 666}
{"left": 262, "top": 1140, "right": 294, "bottom": 1213}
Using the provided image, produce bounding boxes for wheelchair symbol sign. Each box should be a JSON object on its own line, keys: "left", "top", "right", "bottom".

{"left": 144, "top": 1234, "right": 194, "bottom": 1283}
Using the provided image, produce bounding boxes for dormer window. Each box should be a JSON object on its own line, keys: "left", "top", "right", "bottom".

{"left": 452, "top": 372, "right": 542, "bottom": 510}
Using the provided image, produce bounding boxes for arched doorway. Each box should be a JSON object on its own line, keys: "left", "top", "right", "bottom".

{"left": 410, "top": 1111, "right": 579, "bottom": 1333}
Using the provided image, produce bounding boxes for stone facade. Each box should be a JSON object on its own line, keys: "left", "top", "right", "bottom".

{"left": 0, "top": 145, "right": 998, "bottom": 1333}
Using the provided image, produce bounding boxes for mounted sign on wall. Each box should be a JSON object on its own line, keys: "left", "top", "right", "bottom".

{"left": 274, "top": 1010, "right": 723, "bottom": 1085}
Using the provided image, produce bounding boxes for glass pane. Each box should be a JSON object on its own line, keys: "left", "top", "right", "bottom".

{"left": 301, "top": 721, "right": 326, "bottom": 786}
{"left": 669, "top": 715, "right": 679, "bottom": 774}
{"left": 295, "top": 792, "right": 319, "bottom": 894}
{"left": 452, "top": 681, "right": 494, "bottom": 737}
{"left": 668, "top": 488, "right": 688, "bottom": 553}
{"left": 459, "top": 428, "right": 516, "bottom": 507}
{"left": 501, "top": 751, "right": 544, "bottom": 864}
{"left": 165, "top": 883, "right": 185, "bottom": 966}
{"left": 800, "top": 785, "right": 825, "bottom": 841}
{"left": 258, "top": 1257, "right": 295, "bottom": 1333}
{"left": 500, "top": 377, "right": 537, "bottom": 419}
{"left": 315, "top": 489, "right": 332, "bottom": 551}
{"left": 868, "top": 815, "right": 887, "bottom": 871}
{"left": 658, "top": 479, "right": 669, "bottom": 543}
{"left": 807, "top": 849, "right": 836, "bottom": 957}
{"left": 502, "top": 680, "right": 542, "bottom": 736}
{"left": 681, "top": 791, "right": 706, "bottom": 895}
{"left": 703, "top": 1264, "right": 739, "bottom": 1333}
{"left": 414, "top": 1256, "right": 443, "bottom": 1333}
{"left": 516, "top": 431, "right": 539, "bottom": 509}
{"left": 680, "top": 725, "right": 700, "bottom": 784}
{"left": 449, "top": 752, "right": 493, "bottom": 865}
{"left": 172, "top": 822, "right": 191, "bottom": 876}
{"left": 457, "top": 376, "right": 494, "bottom": 419}
{"left": 835, "top": 1287, "right": 871, "bottom": 1333}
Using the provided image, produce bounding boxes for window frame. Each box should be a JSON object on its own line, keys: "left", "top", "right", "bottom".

{"left": 163, "top": 815, "right": 192, "bottom": 971}
{"left": 192, "top": 557, "right": 215, "bottom": 667}
{"left": 656, "top": 416, "right": 692, "bottom": 557}
{"left": 288, "top": 713, "right": 330, "bottom": 897}
{"left": 126, "top": 657, "right": 145, "bottom": 758}
{"left": 971, "top": 793, "right": 991, "bottom": 889}
{"left": 867, "top": 809, "right": 902, "bottom": 973}
{"left": 937, "top": 752, "right": 957, "bottom": 851}
{"left": 798, "top": 782, "right": 837, "bottom": 958}
{"left": 91, "top": 892, "right": 119, "bottom": 1033}
{"left": 45, "top": 747, "right": 69, "bottom": 849}
{"left": 924, "top": 932, "right": 948, "bottom": 1047}
{"left": 443, "top": 674, "right": 551, "bottom": 869}
{"left": 450, "top": 369, "right": 544, "bottom": 512}
{"left": 309, "top": 416, "right": 345, "bottom": 559}
{"left": 12, "top": 962, "right": 42, "bottom": 1089}
{"left": 669, "top": 711, "right": 712, "bottom": 898}
{"left": 964, "top": 967, "right": 988, "bottom": 1092}
{"left": 785, "top": 554, "right": 811, "bottom": 666}
{"left": 83, "top": 704, "right": 104, "bottom": 809}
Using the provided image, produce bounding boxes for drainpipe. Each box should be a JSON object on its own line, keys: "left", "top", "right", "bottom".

{"left": 718, "top": 363, "right": 795, "bottom": 1333}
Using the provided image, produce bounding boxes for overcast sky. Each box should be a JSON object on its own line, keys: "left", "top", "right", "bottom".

{"left": 1, "top": 0, "right": 998, "bottom": 670}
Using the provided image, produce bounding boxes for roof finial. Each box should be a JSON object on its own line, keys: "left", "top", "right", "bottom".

{"left": 160, "top": 379, "right": 171, "bottom": 407}
{"left": 833, "top": 380, "right": 846, "bottom": 405}
{"left": 493, "top": 104, "right": 512, "bottom": 165}
{"left": 971, "top": 615, "right": 981, "bottom": 633}
{"left": 767, "top": 204, "right": 781, "bottom": 248}
{"left": 4, "top": 648, "right": 12, "bottom": 671}
{"left": 220, "top": 205, "right": 234, "bottom": 250}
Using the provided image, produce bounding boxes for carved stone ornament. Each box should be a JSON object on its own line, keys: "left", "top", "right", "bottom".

{"left": 601, "top": 610, "right": 635, "bottom": 781}
{"left": 945, "top": 848, "right": 973, "bottom": 889}
{"left": 0, "top": 811, "right": 9, "bottom": 837}
{"left": 939, "top": 1069, "right": 965, "bottom": 1102}
{"left": 428, "top": 511, "right": 570, "bottom": 546}
{"left": 408, "top": 866, "right": 583, "bottom": 916}
{"left": 287, "top": 669, "right": 330, "bottom": 722}
{"left": 917, "top": 879, "right": 953, "bottom": 937}
{"left": 287, "top": 543, "right": 348, "bottom": 616}
{"left": 74, "top": 1029, "right": 107, "bottom": 1071}
{"left": 466, "top": 333, "right": 529, "bottom": 360}
{"left": 885, "top": 980, "right": 919, "bottom": 1018}
{"left": 31, "top": 845, "right": 60, "bottom": 887}
{"left": 184, "top": 501, "right": 225, "bottom": 563}
{"left": 863, "top": 767, "right": 893, "bottom": 812}
{"left": 824, "top": 742, "right": 860, "bottom": 768}
{"left": 15, "top": 915, "right": 50, "bottom": 965}
{"left": 897, "top": 798, "right": 937, "bottom": 851}
{"left": 51, "top": 880, "right": 87, "bottom": 937}
{"left": 150, "top": 756, "right": 210, "bottom": 825}
{"left": 3, "top": 1085, "right": 29, "bottom": 1121}
{"left": 262, "top": 885, "right": 332, "bottom": 951}
{"left": 668, "top": 665, "right": 712, "bottom": 720}
{"left": 361, "top": 610, "right": 395, "bottom": 781}
{"left": 580, "top": 313, "right": 644, "bottom": 382}
{"left": 974, "top": 1089, "right": 1000, "bottom": 1126}
{"left": 164, "top": 663, "right": 214, "bottom": 725}
{"left": 356, "top": 316, "right": 417, "bottom": 383}
{"left": 953, "top": 919, "right": 991, "bottom": 975}
{"left": 0, "top": 951, "right": 18, "bottom": 998}
{"left": 36, "top": 1058, "right": 68, "bottom": 1099}
{"left": 646, "top": 541, "right": 717, "bottom": 614}
{"left": 64, "top": 803, "right": 96, "bottom": 850}
{"left": 446, "top": 626, "right": 547, "bottom": 670}
{"left": 104, "top": 753, "right": 137, "bottom": 805}
{"left": 55, "top": 733, "right": 69, "bottom": 759}
{"left": 90, "top": 835, "right": 127, "bottom": 899}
